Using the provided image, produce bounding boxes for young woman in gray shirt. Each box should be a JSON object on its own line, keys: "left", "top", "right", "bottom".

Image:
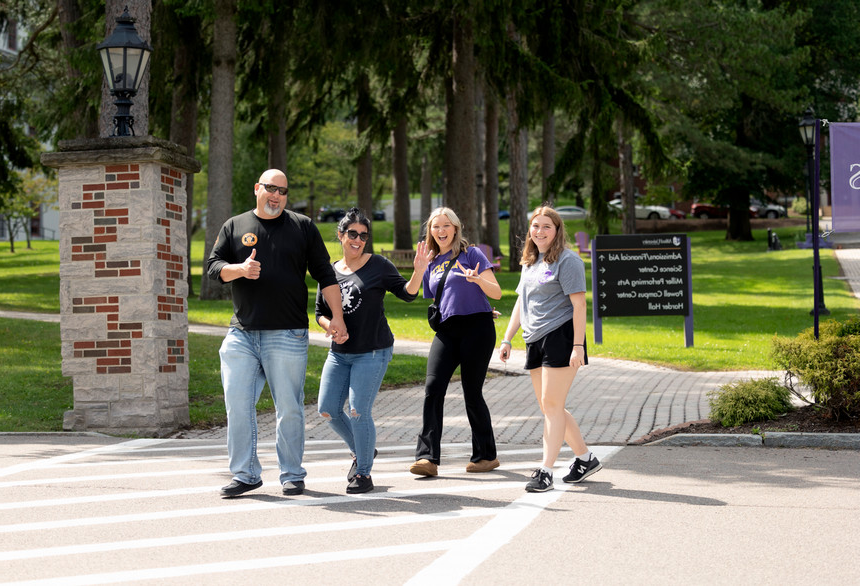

{"left": 498, "top": 206, "right": 602, "bottom": 492}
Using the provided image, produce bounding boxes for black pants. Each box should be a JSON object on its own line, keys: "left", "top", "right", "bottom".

{"left": 415, "top": 312, "right": 497, "bottom": 464}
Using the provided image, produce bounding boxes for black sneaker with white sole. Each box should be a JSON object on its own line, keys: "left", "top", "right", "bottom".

{"left": 525, "top": 468, "right": 554, "bottom": 492}
{"left": 563, "top": 456, "right": 602, "bottom": 483}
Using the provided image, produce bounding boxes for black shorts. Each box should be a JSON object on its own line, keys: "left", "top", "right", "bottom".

{"left": 524, "top": 319, "right": 588, "bottom": 369}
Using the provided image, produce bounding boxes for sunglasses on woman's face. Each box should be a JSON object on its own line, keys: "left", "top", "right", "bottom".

{"left": 345, "top": 229, "right": 369, "bottom": 242}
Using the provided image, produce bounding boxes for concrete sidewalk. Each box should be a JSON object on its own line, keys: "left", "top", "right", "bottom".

{"left": 180, "top": 327, "right": 780, "bottom": 447}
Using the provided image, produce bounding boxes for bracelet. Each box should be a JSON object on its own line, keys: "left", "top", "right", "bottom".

{"left": 573, "top": 344, "right": 585, "bottom": 347}
{"left": 500, "top": 340, "right": 512, "bottom": 346}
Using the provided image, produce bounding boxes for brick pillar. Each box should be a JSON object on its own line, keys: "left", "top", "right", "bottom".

{"left": 42, "top": 136, "right": 201, "bottom": 436}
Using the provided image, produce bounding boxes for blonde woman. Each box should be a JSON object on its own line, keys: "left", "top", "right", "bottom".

{"left": 498, "top": 206, "right": 601, "bottom": 492}
{"left": 409, "top": 207, "right": 503, "bottom": 477}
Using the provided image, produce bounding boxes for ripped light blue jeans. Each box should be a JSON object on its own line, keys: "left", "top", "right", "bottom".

{"left": 317, "top": 346, "right": 393, "bottom": 476}
{"left": 220, "top": 327, "right": 308, "bottom": 485}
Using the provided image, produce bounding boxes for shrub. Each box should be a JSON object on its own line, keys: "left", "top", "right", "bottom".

{"left": 707, "top": 378, "right": 794, "bottom": 427}
{"left": 791, "top": 197, "right": 808, "bottom": 217}
{"left": 771, "top": 317, "right": 860, "bottom": 420}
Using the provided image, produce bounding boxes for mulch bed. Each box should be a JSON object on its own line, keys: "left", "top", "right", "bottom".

{"left": 631, "top": 404, "right": 860, "bottom": 444}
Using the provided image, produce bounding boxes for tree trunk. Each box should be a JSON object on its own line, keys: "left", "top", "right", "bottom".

{"left": 392, "top": 117, "right": 412, "bottom": 250}
{"left": 542, "top": 113, "right": 556, "bottom": 206}
{"left": 474, "top": 77, "right": 486, "bottom": 244}
{"left": 100, "top": 0, "right": 150, "bottom": 138}
{"left": 168, "top": 13, "right": 201, "bottom": 298}
{"left": 199, "top": 0, "right": 236, "bottom": 300}
{"left": 447, "top": 15, "right": 478, "bottom": 242}
{"left": 57, "top": 0, "right": 98, "bottom": 138}
{"left": 356, "top": 75, "right": 374, "bottom": 252}
{"left": 506, "top": 92, "right": 528, "bottom": 271}
{"left": 420, "top": 152, "right": 433, "bottom": 225}
{"left": 267, "top": 95, "right": 287, "bottom": 172}
{"left": 617, "top": 118, "right": 636, "bottom": 235}
{"left": 726, "top": 187, "right": 754, "bottom": 240}
{"left": 484, "top": 93, "right": 500, "bottom": 257}
{"left": 443, "top": 77, "right": 453, "bottom": 208}
{"left": 591, "top": 130, "right": 609, "bottom": 235}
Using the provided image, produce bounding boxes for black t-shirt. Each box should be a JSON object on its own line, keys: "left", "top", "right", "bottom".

{"left": 315, "top": 254, "right": 418, "bottom": 353}
{"left": 207, "top": 210, "right": 337, "bottom": 330}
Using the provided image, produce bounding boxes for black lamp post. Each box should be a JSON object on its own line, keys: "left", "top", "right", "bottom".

{"left": 799, "top": 107, "right": 816, "bottom": 236}
{"left": 96, "top": 8, "right": 152, "bottom": 137}
{"left": 798, "top": 108, "right": 829, "bottom": 333}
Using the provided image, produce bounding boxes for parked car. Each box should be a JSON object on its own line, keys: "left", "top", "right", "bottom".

{"left": 554, "top": 205, "right": 588, "bottom": 220}
{"left": 317, "top": 207, "right": 385, "bottom": 222}
{"left": 608, "top": 198, "right": 671, "bottom": 220}
{"left": 690, "top": 203, "right": 755, "bottom": 219}
{"left": 317, "top": 207, "right": 346, "bottom": 222}
{"left": 498, "top": 210, "right": 510, "bottom": 219}
{"left": 750, "top": 198, "right": 787, "bottom": 219}
{"left": 668, "top": 208, "right": 686, "bottom": 220}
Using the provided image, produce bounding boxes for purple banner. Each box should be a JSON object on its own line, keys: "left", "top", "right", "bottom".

{"left": 829, "top": 123, "right": 860, "bottom": 232}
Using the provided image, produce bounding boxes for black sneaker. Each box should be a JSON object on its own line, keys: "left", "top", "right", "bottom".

{"left": 346, "top": 474, "right": 374, "bottom": 494}
{"left": 347, "top": 448, "right": 379, "bottom": 482}
{"left": 282, "top": 480, "right": 305, "bottom": 496}
{"left": 525, "top": 468, "right": 554, "bottom": 492}
{"left": 563, "top": 456, "right": 602, "bottom": 483}
{"left": 220, "top": 479, "right": 262, "bottom": 498}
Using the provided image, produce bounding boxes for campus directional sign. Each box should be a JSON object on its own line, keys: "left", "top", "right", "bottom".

{"left": 590, "top": 233, "right": 694, "bottom": 347}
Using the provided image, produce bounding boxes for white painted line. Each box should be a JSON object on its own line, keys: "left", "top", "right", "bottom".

{"left": 0, "top": 466, "right": 229, "bottom": 488}
{"left": 0, "top": 439, "right": 161, "bottom": 478}
{"left": 406, "top": 446, "right": 622, "bottom": 585}
{"left": 0, "top": 461, "right": 543, "bottom": 512}
{"left": 0, "top": 508, "right": 497, "bottom": 562}
{"left": 0, "top": 481, "right": 524, "bottom": 534}
{"left": 4, "top": 540, "right": 463, "bottom": 586}
{"left": 0, "top": 485, "right": 223, "bottom": 511}
{"left": 0, "top": 446, "right": 548, "bottom": 490}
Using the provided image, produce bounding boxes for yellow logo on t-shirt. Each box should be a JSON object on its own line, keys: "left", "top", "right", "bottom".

{"left": 241, "top": 233, "right": 258, "bottom": 247}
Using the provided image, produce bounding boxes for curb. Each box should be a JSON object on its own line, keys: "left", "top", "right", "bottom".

{"left": 641, "top": 432, "right": 860, "bottom": 450}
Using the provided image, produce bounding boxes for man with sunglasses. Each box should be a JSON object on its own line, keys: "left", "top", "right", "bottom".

{"left": 208, "top": 168, "right": 347, "bottom": 498}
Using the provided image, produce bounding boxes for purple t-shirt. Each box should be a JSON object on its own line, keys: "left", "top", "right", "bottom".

{"left": 423, "top": 246, "right": 493, "bottom": 323}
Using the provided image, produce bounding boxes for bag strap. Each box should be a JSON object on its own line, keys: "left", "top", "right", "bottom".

{"left": 434, "top": 252, "right": 459, "bottom": 305}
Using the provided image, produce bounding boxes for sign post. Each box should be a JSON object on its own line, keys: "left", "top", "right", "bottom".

{"left": 591, "top": 233, "right": 693, "bottom": 347}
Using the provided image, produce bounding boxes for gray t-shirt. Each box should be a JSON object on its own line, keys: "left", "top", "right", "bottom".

{"left": 516, "top": 248, "right": 586, "bottom": 343}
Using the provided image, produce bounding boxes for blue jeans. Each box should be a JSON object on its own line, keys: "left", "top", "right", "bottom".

{"left": 220, "top": 327, "right": 308, "bottom": 485}
{"left": 317, "top": 346, "right": 393, "bottom": 476}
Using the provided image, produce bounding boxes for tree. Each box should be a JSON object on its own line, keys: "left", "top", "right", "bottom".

{"left": 446, "top": 13, "right": 478, "bottom": 240}
{"left": 636, "top": 0, "right": 807, "bottom": 240}
{"left": 199, "top": 0, "right": 236, "bottom": 300}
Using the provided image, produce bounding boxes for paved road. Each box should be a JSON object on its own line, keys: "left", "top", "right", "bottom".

{"left": 2, "top": 435, "right": 859, "bottom": 584}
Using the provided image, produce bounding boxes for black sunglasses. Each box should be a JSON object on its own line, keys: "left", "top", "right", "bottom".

{"left": 260, "top": 183, "right": 288, "bottom": 195}
{"left": 345, "top": 229, "right": 369, "bottom": 242}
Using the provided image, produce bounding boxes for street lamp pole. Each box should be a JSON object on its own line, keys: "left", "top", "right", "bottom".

{"left": 799, "top": 108, "right": 815, "bottom": 236}
{"left": 799, "top": 109, "right": 829, "bottom": 338}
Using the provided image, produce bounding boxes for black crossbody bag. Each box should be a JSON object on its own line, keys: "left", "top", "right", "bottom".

{"left": 427, "top": 253, "right": 459, "bottom": 331}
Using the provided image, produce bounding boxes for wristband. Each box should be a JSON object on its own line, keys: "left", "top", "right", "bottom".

{"left": 500, "top": 340, "right": 512, "bottom": 346}
{"left": 573, "top": 344, "right": 585, "bottom": 347}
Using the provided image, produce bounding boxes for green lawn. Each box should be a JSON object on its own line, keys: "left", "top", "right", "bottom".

{"left": 0, "top": 223, "right": 856, "bottom": 431}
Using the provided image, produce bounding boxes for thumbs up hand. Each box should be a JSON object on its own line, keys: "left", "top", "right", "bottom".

{"left": 242, "top": 248, "right": 261, "bottom": 279}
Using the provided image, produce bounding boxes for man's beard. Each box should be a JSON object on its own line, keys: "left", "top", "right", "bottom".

{"left": 263, "top": 202, "right": 282, "bottom": 216}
